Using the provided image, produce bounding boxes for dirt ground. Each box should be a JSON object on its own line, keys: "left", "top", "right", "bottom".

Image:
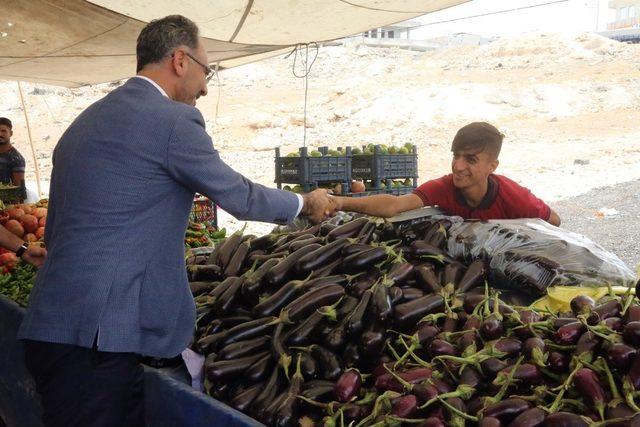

{"left": 1, "top": 32, "right": 639, "bottom": 265}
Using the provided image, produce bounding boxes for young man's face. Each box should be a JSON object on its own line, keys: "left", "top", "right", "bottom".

{"left": 0, "top": 125, "right": 12, "bottom": 146}
{"left": 451, "top": 147, "right": 498, "bottom": 190}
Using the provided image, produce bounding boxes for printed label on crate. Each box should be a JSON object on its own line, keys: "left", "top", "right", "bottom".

{"left": 280, "top": 169, "right": 299, "bottom": 175}
{"left": 352, "top": 168, "right": 372, "bottom": 174}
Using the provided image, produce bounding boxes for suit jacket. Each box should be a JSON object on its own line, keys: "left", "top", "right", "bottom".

{"left": 18, "top": 77, "right": 299, "bottom": 357}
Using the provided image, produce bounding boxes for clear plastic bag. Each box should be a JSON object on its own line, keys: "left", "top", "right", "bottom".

{"left": 446, "top": 218, "right": 636, "bottom": 296}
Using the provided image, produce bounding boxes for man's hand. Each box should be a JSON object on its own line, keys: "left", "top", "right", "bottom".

{"left": 22, "top": 244, "right": 47, "bottom": 268}
{"left": 301, "top": 189, "right": 338, "bottom": 223}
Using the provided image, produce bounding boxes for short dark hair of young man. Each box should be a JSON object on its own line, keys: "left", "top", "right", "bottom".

{"left": 332, "top": 121, "right": 561, "bottom": 226}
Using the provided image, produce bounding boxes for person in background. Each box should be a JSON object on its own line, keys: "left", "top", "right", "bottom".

{"left": 0, "top": 224, "right": 46, "bottom": 267}
{"left": 0, "top": 117, "right": 26, "bottom": 187}
{"left": 332, "top": 122, "right": 561, "bottom": 226}
{"left": 18, "top": 15, "right": 335, "bottom": 427}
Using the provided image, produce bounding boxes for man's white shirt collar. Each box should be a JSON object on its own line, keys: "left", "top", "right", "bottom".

{"left": 135, "top": 75, "right": 169, "bottom": 98}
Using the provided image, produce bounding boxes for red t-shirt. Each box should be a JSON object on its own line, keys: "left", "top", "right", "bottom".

{"left": 413, "top": 174, "right": 551, "bottom": 221}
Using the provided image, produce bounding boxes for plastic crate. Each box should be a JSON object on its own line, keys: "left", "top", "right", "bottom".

{"left": 351, "top": 145, "right": 418, "bottom": 181}
{"left": 0, "top": 182, "right": 26, "bottom": 204}
{"left": 275, "top": 146, "right": 352, "bottom": 194}
{"left": 190, "top": 195, "right": 218, "bottom": 228}
{"left": 346, "top": 185, "right": 416, "bottom": 198}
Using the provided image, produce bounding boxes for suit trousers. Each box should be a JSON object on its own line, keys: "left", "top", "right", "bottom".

{"left": 23, "top": 339, "right": 144, "bottom": 427}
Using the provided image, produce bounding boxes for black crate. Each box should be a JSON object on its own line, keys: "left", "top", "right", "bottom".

{"left": 351, "top": 145, "right": 418, "bottom": 181}
{"left": 275, "top": 146, "right": 352, "bottom": 194}
{"left": 0, "top": 182, "right": 26, "bottom": 205}
{"left": 346, "top": 184, "right": 415, "bottom": 198}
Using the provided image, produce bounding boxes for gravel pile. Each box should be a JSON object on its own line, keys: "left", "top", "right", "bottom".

{"left": 552, "top": 179, "right": 640, "bottom": 271}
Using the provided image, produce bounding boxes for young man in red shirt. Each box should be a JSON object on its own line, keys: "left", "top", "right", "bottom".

{"left": 333, "top": 122, "right": 561, "bottom": 226}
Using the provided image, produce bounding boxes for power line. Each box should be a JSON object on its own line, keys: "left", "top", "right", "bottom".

{"left": 403, "top": 0, "right": 570, "bottom": 30}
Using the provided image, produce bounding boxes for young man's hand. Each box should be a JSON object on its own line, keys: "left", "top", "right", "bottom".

{"left": 301, "top": 189, "right": 338, "bottom": 223}
{"left": 22, "top": 244, "right": 47, "bottom": 268}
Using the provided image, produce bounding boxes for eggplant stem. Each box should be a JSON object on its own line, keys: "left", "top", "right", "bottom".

{"left": 386, "top": 340, "right": 405, "bottom": 363}
{"left": 382, "top": 363, "right": 413, "bottom": 391}
{"left": 548, "top": 360, "right": 583, "bottom": 413}
{"left": 437, "top": 396, "right": 478, "bottom": 422}
{"left": 597, "top": 356, "right": 622, "bottom": 401}
{"left": 398, "top": 336, "right": 432, "bottom": 368}
{"left": 490, "top": 355, "right": 524, "bottom": 404}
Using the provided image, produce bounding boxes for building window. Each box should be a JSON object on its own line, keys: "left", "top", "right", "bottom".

{"left": 387, "top": 30, "right": 395, "bottom": 38}
{"left": 629, "top": 6, "right": 636, "bottom": 18}
{"left": 621, "top": 7, "right": 629, "bottom": 19}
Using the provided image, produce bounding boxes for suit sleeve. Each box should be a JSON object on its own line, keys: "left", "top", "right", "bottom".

{"left": 165, "top": 108, "right": 299, "bottom": 224}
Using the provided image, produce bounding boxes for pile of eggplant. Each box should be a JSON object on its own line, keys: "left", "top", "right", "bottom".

{"left": 188, "top": 215, "right": 640, "bottom": 426}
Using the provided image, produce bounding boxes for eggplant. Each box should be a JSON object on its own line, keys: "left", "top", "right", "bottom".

{"left": 289, "top": 236, "right": 324, "bottom": 252}
{"left": 326, "top": 217, "right": 369, "bottom": 242}
{"left": 264, "top": 243, "right": 323, "bottom": 287}
{"left": 241, "top": 257, "right": 280, "bottom": 301}
{"left": 523, "top": 337, "right": 547, "bottom": 366}
{"left": 301, "top": 380, "right": 335, "bottom": 401}
{"left": 248, "top": 233, "right": 279, "bottom": 251}
{"left": 340, "top": 247, "right": 388, "bottom": 273}
{"left": 456, "top": 259, "right": 486, "bottom": 292}
{"left": 334, "top": 369, "right": 362, "bottom": 402}
{"left": 223, "top": 241, "right": 250, "bottom": 277}
{"left": 459, "top": 366, "right": 483, "bottom": 389}
{"left": 607, "top": 342, "right": 637, "bottom": 372}
{"left": 392, "top": 394, "right": 418, "bottom": 418}
{"left": 442, "top": 261, "right": 466, "bottom": 287}
{"left": 324, "top": 319, "right": 349, "bottom": 352}
{"left": 574, "top": 368, "right": 606, "bottom": 417}
{"left": 213, "top": 276, "right": 244, "bottom": 316}
{"left": 482, "top": 398, "right": 532, "bottom": 423}
{"left": 218, "top": 335, "right": 270, "bottom": 360}
{"left": 308, "top": 258, "right": 342, "bottom": 279}
{"left": 420, "top": 417, "right": 446, "bottom": 427}
{"left": 626, "top": 305, "right": 640, "bottom": 323}
{"left": 283, "top": 283, "right": 345, "bottom": 322}
{"left": 394, "top": 294, "right": 445, "bottom": 331}
{"left": 548, "top": 351, "right": 569, "bottom": 373}
{"left": 248, "top": 251, "right": 288, "bottom": 263}
{"left": 587, "top": 299, "right": 622, "bottom": 325}
{"left": 479, "top": 417, "right": 502, "bottom": 427}
{"left": 298, "top": 352, "right": 318, "bottom": 379}
{"left": 258, "top": 390, "right": 288, "bottom": 425}
{"left": 217, "top": 230, "right": 244, "bottom": 270}
{"left": 296, "top": 238, "right": 351, "bottom": 274}
{"left": 429, "top": 339, "right": 458, "bottom": 357}
{"left": 570, "top": 295, "right": 596, "bottom": 316}
{"left": 575, "top": 331, "right": 600, "bottom": 364}
{"left": 359, "top": 322, "right": 387, "bottom": 357}
{"left": 444, "top": 397, "right": 467, "bottom": 427}
{"left": 555, "top": 321, "right": 586, "bottom": 345}
{"left": 346, "top": 290, "right": 373, "bottom": 336}
{"left": 209, "top": 276, "right": 238, "bottom": 300}
{"left": 287, "top": 310, "right": 326, "bottom": 346}
{"left": 312, "top": 345, "right": 342, "bottom": 381}
{"left": 481, "top": 358, "right": 509, "bottom": 380}
{"left": 356, "top": 221, "right": 376, "bottom": 244}
{"left": 190, "top": 264, "right": 223, "bottom": 282}
{"left": 273, "top": 356, "right": 306, "bottom": 427}
{"left": 250, "top": 367, "right": 283, "bottom": 419}
{"left": 272, "top": 233, "right": 316, "bottom": 253}
{"left": 481, "top": 314, "right": 504, "bottom": 340}
{"left": 195, "top": 331, "right": 227, "bottom": 355}
{"left": 342, "top": 242, "right": 374, "bottom": 257}
{"left": 399, "top": 287, "right": 424, "bottom": 302}
{"left": 221, "top": 316, "right": 277, "bottom": 346}
{"left": 386, "top": 261, "right": 415, "bottom": 286}
{"left": 509, "top": 407, "right": 546, "bottom": 427}
{"left": 624, "top": 321, "right": 640, "bottom": 346}
{"left": 206, "top": 351, "right": 268, "bottom": 381}
{"left": 252, "top": 278, "right": 311, "bottom": 318}
{"left": 371, "top": 284, "right": 393, "bottom": 323}
{"left": 415, "top": 264, "right": 442, "bottom": 293}
{"left": 494, "top": 363, "right": 542, "bottom": 386}
{"left": 245, "top": 352, "right": 274, "bottom": 383}
{"left": 271, "top": 322, "right": 292, "bottom": 374}
{"left": 230, "top": 382, "right": 264, "bottom": 412}
{"left": 544, "top": 412, "right": 588, "bottom": 427}
{"left": 342, "top": 342, "right": 362, "bottom": 368}
{"left": 375, "top": 367, "right": 433, "bottom": 392}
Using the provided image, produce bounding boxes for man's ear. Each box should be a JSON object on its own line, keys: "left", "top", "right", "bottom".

{"left": 171, "top": 50, "right": 188, "bottom": 78}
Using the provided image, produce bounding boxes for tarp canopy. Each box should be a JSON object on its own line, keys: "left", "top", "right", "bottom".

{"left": 1, "top": 0, "right": 468, "bottom": 87}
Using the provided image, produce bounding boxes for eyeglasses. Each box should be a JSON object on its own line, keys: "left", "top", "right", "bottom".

{"left": 177, "top": 50, "right": 214, "bottom": 83}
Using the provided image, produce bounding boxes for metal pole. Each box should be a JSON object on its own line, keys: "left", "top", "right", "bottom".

{"left": 17, "top": 82, "right": 43, "bottom": 198}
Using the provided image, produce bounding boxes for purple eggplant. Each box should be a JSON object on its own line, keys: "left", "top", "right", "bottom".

{"left": 218, "top": 335, "right": 270, "bottom": 360}
{"left": 509, "top": 407, "right": 546, "bottom": 427}
{"left": 481, "top": 358, "right": 509, "bottom": 380}
{"left": 394, "top": 294, "right": 445, "bottom": 331}
{"left": 340, "top": 246, "right": 388, "bottom": 273}
{"left": 284, "top": 283, "right": 345, "bottom": 321}
{"left": 206, "top": 351, "right": 269, "bottom": 381}
{"left": 574, "top": 368, "right": 606, "bottom": 417}
{"left": 479, "top": 417, "right": 502, "bottom": 427}
{"left": 301, "top": 380, "right": 334, "bottom": 402}
{"left": 570, "top": 295, "right": 596, "bottom": 316}
{"left": 326, "top": 217, "right": 369, "bottom": 242}
{"left": 419, "top": 417, "right": 446, "bottom": 427}
{"left": 607, "top": 342, "right": 637, "bottom": 372}
{"left": 415, "top": 264, "right": 442, "bottom": 293}
{"left": 230, "top": 382, "right": 264, "bottom": 412}
{"left": 429, "top": 338, "right": 458, "bottom": 357}
{"left": 312, "top": 345, "right": 342, "bottom": 381}
{"left": 482, "top": 398, "right": 532, "bottom": 424}
{"left": 575, "top": 331, "right": 600, "bottom": 364}
{"left": 213, "top": 276, "right": 244, "bottom": 316}
{"left": 359, "top": 321, "right": 387, "bottom": 357}
{"left": 523, "top": 337, "right": 547, "bottom": 366}
{"left": 286, "top": 309, "right": 325, "bottom": 346}
{"left": 245, "top": 352, "right": 274, "bottom": 383}
{"left": 493, "top": 337, "right": 523, "bottom": 357}
{"left": 626, "top": 305, "right": 640, "bottom": 323}
{"left": 371, "top": 284, "right": 393, "bottom": 323}
{"left": 221, "top": 316, "right": 277, "bottom": 346}
{"left": 375, "top": 367, "right": 433, "bottom": 392}
{"left": 223, "top": 241, "right": 250, "bottom": 277}
{"left": 555, "top": 321, "right": 586, "bottom": 345}
{"left": 241, "top": 257, "right": 280, "bottom": 302}
{"left": 481, "top": 314, "right": 504, "bottom": 340}
{"left": 392, "top": 394, "right": 418, "bottom": 418}
{"left": 624, "top": 321, "right": 640, "bottom": 346}
{"left": 544, "top": 412, "right": 588, "bottom": 427}
{"left": 548, "top": 351, "right": 570, "bottom": 373}
{"left": 334, "top": 369, "right": 362, "bottom": 402}
{"left": 459, "top": 366, "right": 483, "bottom": 389}
{"left": 296, "top": 238, "right": 351, "bottom": 274}
{"left": 264, "top": 243, "right": 323, "bottom": 286}
{"left": 456, "top": 259, "right": 486, "bottom": 292}
{"left": 346, "top": 290, "right": 373, "bottom": 336}
{"left": 587, "top": 299, "right": 622, "bottom": 325}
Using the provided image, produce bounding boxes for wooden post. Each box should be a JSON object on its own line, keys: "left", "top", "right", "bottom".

{"left": 17, "top": 82, "right": 43, "bottom": 198}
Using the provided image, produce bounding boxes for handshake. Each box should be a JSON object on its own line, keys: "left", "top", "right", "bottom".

{"left": 300, "top": 189, "right": 343, "bottom": 223}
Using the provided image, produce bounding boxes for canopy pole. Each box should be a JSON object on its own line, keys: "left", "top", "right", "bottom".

{"left": 17, "top": 82, "right": 43, "bottom": 198}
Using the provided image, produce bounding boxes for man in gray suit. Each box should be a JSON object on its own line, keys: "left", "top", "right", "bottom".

{"left": 19, "top": 15, "right": 335, "bottom": 426}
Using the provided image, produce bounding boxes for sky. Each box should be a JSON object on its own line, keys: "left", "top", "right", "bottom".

{"left": 410, "top": 0, "right": 617, "bottom": 39}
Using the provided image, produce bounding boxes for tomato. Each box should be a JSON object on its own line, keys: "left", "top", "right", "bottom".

{"left": 6, "top": 207, "right": 25, "bottom": 220}
{"left": 21, "top": 214, "right": 38, "bottom": 234}
{"left": 5, "top": 219, "right": 24, "bottom": 237}
{"left": 0, "top": 252, "right": 18, "bottom": 267}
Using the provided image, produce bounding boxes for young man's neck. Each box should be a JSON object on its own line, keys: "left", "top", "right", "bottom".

{"left": 459, "top": 179, "right": 489, "bottom": 208}
{"left": 0, "top": 143, "right": 13, "bottom": 154}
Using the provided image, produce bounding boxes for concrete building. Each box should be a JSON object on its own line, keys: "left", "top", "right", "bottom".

{"left": 607, "top": 0, "right": 640, "bottom": 29}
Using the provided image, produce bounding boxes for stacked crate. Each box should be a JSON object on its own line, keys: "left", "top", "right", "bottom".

{"left": 349, "top": 144, "right": 418, "bottom": 197}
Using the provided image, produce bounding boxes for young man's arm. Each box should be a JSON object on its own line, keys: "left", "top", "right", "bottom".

{"left": 332, "top": 193, "right": 424, "bottom": 218}
{"left": 11, "top": 171, "right": 24, "bottom": 187}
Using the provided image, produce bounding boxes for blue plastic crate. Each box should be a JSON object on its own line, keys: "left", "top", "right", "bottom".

{"left": 275, "top": 146, "right": 352, "bottom": 194}
{"left": 351, "top": 145, "right": 418, "bottom": 181}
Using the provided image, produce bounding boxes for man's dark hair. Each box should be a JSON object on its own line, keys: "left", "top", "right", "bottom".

{"left": 451, "top": 122, "right": 504, "bottom": 159}
{"left": 0, "top": 117, "right": 12, "bottom": 129}
{"left": 136, "top": 15, "right": 200, "bottom": 72}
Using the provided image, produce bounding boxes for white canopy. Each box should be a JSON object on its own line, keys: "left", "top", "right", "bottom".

{"left": 1, "top": 0, "right": 467, "bottom": 87}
